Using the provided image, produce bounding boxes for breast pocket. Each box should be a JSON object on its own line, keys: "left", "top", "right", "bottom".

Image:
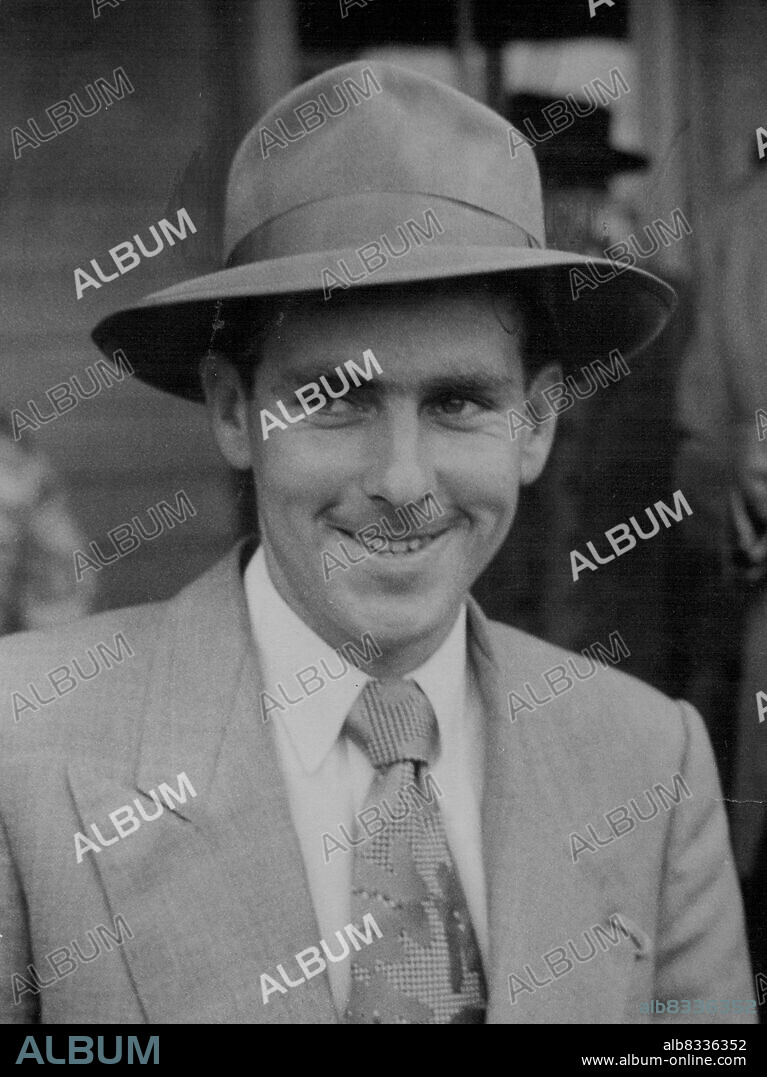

{"left": 614, "top": 912, "right": 656, "bottom": 1022}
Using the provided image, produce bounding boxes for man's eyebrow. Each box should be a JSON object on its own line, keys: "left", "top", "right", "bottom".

{"left": 420, "top": 373, "right": 517, "bottom": 395}
{"left": 282, "top": 367, "right": 362, "bottom": 390}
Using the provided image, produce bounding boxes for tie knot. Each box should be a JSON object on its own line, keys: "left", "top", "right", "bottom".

{"left": 344, "top": 679, "right": 438, "bottom": 769}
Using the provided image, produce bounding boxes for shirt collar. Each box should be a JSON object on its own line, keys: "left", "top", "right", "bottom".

{"left": 243, "top": 546, "right": 467, "bottom": 773}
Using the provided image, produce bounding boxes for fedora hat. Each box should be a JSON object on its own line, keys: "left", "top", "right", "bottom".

{"left": 92, "top": 61, "right": 676, "bottom": 401}
{"left": 505, "top": 93, "right": 648, "bottom": 189}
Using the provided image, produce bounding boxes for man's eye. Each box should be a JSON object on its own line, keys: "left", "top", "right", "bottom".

{"left": 433, "top": 396, "right": 487, "bottom": 417}
{"left": 323, "top": 395, "right": 360, "bottom": 413}
{"left": 308, "top": 394, "right": 364, "bottom": 420}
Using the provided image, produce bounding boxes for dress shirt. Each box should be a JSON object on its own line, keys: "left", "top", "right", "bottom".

{"left": 243, "top": 545, "right": 487, "bottom": 1013}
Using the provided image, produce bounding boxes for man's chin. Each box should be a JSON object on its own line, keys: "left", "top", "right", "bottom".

{"left": 335, "top": 590, "right": 461, "bottom": 659}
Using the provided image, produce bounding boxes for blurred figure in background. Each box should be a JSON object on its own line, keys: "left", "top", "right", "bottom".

{"left": 675, "top": 167, "right": 767, "bottom": 1016}
{"left": 0, "top": 414, "right": 95, "bottom": 635}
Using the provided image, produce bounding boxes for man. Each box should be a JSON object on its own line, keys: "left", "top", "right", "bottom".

{"left": 0, "top": 62, "right": 754, "bottom": 1024}
{"left": 676, "top": 168, "right": 767, "bottom": 1018}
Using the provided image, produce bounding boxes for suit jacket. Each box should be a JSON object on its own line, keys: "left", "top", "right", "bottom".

{"left": 0, "top": 541, "right": 754, "bottom": 1024}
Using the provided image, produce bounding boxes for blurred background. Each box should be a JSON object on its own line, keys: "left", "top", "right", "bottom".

{"left": 2, "top": 0, "right": 766, "bottom": 1009}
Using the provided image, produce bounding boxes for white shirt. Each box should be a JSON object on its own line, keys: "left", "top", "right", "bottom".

{"left": 243, "top": 546, "right": 488, "bottom": 1012}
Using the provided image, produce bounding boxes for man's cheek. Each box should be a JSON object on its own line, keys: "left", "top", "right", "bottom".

{"left": 254, "top": 440, "right": 311, "bottom": 488}
{"left": 460, "top": 423, "right": 521, "bottom": 468}
{"left": 453, "top": 453, "right": 519, "bottom": 506}
{"left": 489, "top": 485, "right": 520, "bottom": 538}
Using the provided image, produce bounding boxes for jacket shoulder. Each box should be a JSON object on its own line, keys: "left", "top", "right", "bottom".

{"left": 0, "top": 543, "right": 246, "bottom": 753}
{"left": 0, "top": 598, "right": 164, "bottom": 675}
{"left": 0, "top": 540, "right": 246, "bottom": 681}
{"left": 0, "top": 598, "right": 166, "bottom": 752}
{"left": 483, "top": 617, "right": 691, "bottom": 760}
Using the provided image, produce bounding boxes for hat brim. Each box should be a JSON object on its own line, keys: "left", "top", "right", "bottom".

{"left": 92, "top": 245, "right": 676, "bottom": 401}
{"left": 537, "top": 145, "right": 649, "bottom": 176}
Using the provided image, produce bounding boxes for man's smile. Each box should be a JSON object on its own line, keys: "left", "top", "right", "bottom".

{"left": 326, "top": 520, "right": 454, "bottom": 560}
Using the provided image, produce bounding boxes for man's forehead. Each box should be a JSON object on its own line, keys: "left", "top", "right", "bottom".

{"left": 256, "top": 284, "right": 527, "bottom": 389}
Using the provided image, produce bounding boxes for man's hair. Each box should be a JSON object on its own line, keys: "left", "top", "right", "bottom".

{"left": 204, "top": 276, "right": 563, "bottom": 398}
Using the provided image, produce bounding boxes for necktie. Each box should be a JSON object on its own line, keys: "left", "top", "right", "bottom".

{"left": 343, "top": 678, "right": 487, "bottom": 1024}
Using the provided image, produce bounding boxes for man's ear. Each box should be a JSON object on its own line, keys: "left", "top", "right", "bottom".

{"left": 199, "top": 353, "right": 253, "bottom": 470}
{"left": 517, "top": 362, "right": 563, "bottom": 485}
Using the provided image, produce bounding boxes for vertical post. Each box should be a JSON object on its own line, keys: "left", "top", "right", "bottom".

{"left": 455, "top": 0, "right": 484, "bottom": 102}
{"left": 630, "top": 0, "right": 690, "bottom": 278}
{"left": 485, "top": 46, "right": 504, "bottom": 115}
{"left": 236, "top": 0, "right": 301, "bottom": 127}
{"left": 226, "top": 0, "right": 301, "bottom": 538}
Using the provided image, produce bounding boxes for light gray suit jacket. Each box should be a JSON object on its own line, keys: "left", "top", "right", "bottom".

{"left": 0, "top": 542, "right": 755, "bottom": 1024}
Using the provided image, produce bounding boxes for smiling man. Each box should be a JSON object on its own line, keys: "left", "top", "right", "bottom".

{"left": 0, "top": 62, "right": 754, "bottom": 1025}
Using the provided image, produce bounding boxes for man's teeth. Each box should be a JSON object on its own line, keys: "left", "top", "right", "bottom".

{"left": 378, "top": 534, "right": 437, "bottom": 555}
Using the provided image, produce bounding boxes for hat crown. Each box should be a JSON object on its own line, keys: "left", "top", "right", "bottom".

{"left": 224, "top": 61, "right": 545, "bottom": 264}
{"left": 91, "top": 65, "right": 676, "bottom": 402}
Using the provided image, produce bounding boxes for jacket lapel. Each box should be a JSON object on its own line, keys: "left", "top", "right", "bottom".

{"left": 467, "top": 599, "right": 636, "bottom": 1024}
{"left": 68, "top": 540, "right": 337, "bottom": 1024}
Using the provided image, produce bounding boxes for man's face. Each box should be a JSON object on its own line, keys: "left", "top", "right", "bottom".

{"left": 205, "top": 283, "right": 558, "bottom": 673}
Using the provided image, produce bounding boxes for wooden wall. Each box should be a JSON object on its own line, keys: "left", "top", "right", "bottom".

{"left": 0, "top": 0, "right": 243, "bottom": 613}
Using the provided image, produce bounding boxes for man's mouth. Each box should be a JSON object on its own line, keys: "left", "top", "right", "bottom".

{"left": 333, "top": 525, "right": 449, "bottom": 556}
{"left": 376, "top": 532, "right": 443, "bottom": 555}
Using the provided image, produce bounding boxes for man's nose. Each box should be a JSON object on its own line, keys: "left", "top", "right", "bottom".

{"left": 360, "top": 406, "right": 434, "bottom": 507}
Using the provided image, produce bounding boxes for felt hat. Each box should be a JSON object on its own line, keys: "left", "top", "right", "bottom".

{"left": 92, "top": 61, "right": 676, "bottom": 400}
{"left": 505, "top": 92, "right": 648, "bottom": 189}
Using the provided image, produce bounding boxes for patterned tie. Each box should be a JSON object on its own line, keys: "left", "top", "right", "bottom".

{"left": 343, "top": 678, "right": 487, "bottom": 1024}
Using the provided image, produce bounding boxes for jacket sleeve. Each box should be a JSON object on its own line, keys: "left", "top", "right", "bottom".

{"left": 652, "top": 700, "right": 756, "bottom": 1023}
{"left": 0, "top": 811, "right": 38, "bottom": 1023}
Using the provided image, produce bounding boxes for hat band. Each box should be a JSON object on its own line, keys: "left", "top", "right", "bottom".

{"left": 226, "top": 191, "right": 541, "bottom": 268}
